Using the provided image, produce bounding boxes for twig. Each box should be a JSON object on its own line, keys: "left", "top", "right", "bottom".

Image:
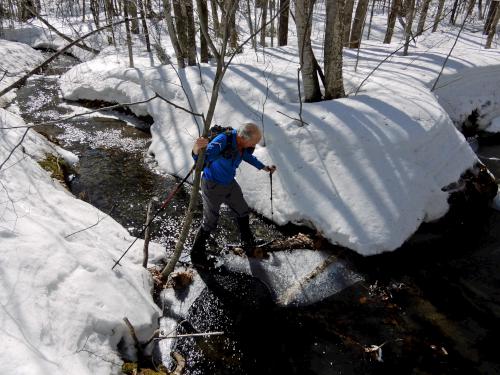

{"left": 0, "top": 95, "right": 160, "bottom": 129}
{"left": 64, "top": 204, "right": 116, "bottom": 238}
{"left": 156, "top": 331, "right": 224, "bottom": 340}
{"left": 142, "top": 199, "right": 154, "bottom": 268}
{"left": 0, "top": 128, "right": 30, "bottom": 171}
{"left": 276, "top": 110, "right": 309, "bottom": 126}
{"left": 354, "top": 7, "right": 455, "bottom": 95}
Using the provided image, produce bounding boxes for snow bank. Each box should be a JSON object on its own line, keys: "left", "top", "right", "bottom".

{"left": 434, "top": 65, "right": 500, "bottom": 131}
{"left": 60, "top": 49, "right": 478, "bottom": 255}
{"left": 0, "top": 39, "right": 44, "bottom": 107}
{"left": 0, "top": 108, "right": 164, "bottom": 374}
{"left": 2, "top": 23, "right": 97, "bottom": 61}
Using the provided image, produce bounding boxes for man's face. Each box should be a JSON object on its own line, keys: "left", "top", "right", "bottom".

{"left": 242, "top": 133, "right": 261, "bottom": 148}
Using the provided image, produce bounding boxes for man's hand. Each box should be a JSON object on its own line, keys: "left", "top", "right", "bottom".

{"left": 263, "top": 165, "right": 277, "bottom": 174}
{"left": 193, "top": 137, "right": 209, "bottom": 155}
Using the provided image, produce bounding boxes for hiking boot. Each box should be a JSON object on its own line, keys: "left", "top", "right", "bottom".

{"left": 190, "top": 226, "right": 210, "bottom": 266}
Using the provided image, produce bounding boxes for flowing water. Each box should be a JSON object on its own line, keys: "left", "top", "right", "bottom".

{"left": 13, "top": 54, "right": 500, "bottom": 374}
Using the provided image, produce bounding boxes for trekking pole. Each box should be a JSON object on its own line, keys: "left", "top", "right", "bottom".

{"left": 111, "top": 164, "right": 196, "bottom": 270}
{"left": 269, "top": 172, "right": 274, "bottom": 222}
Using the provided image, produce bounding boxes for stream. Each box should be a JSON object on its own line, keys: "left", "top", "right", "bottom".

{"left": 13, "top": 53, "right": 500, "bottom": 374}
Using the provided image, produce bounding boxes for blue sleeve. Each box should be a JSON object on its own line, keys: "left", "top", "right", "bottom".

{"left": 205, "top": 133, "right": 228, "bottom": 163}
{"left": 243, "top": 149, "right": 265, "bottom": 170}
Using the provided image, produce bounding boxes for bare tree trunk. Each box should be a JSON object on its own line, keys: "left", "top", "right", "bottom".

{"left": 172, "top": 0, "right": 187, "bottom": 58}
{"left": 260, "top": 0, "right": 268, "bottom": 46}
{"left": 367, "top": 0, "right": 376, "bottom": 39}
{"left": 104, "top": 0, "right": 116, "bottom": 45}
{"left": 138, "top": 0, "right": 151, "bottom": 52}
{"left": 450, "top": 0, "right": 459, "bottom": 24}
{"left": 185, "top": 0, "right": 197, "bottom": 65}
{"left": 229, "top": 1, "right": 238, "bottom": 49}
{"left": 349, "top": 0, "right": 369, "bottom": 48}
{"left": 163, "top": 0, "right": 185, "bottom": 67}
{"left": 246, "top": 0, "right": 257, "bottom": 49}
{"left": 126, "top": 0, "right": 139, "bottom": 33}
{"left": 296, "top": 0, "right": 322, "bottom": 102}
{"left": 384, "top": 0, "right": 401, "bottom": 43}
{"left": 270, "top": 0, "right": 275, "bottom": 46}
{"left": 278, "top": 0, "right": 289, "bottom": 45}
{"left": 484, "top": 0, "right": 498, "bottom": 34}
{"left": 82, "top": 0, "right": 86, "bottom": 21}
{"left": 485, "top": 1, "right": 499, "bottom": 48}
{"left": 416, "top": 0, "right": 431, "bottom": 34}
{"left": 324, "top": 0, "right": 346, "bottom": 99}
{"left": 124, "top": 1, "right": 135, "bottom": 67}
{"left": 90, "top": 0, "right": 100, "bottom": 28}
{"left": 478, "top": 0, "right": 483, "bottom": 19}
{"left": 199, "top": 0, "right": 209, "bottom": 61}
{"left": 210, "top": 0, "right": 220, "bottom": 37}
{"left": 432, "top": 0, "right": 445, "bottom": 31}
{"left": 403, "top": 0, "right": 415, "bottom": 55}
{"left": 343, "top": 0, "right": 355, "bottom": 46}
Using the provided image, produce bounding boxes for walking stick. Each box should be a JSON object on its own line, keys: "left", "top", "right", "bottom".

{"left": 270, "top": 172, "right": 274, "bottom": 222}
{"left": 111, "top": 164, "right": 196, "bottom": 270}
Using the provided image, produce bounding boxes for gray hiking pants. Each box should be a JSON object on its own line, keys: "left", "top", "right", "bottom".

{"left": 201, "top": 178, "right": 249, "bottom": 232}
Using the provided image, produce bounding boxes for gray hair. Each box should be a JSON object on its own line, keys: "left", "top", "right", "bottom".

{"left": 238, "top": 123, "right": 261, "bottom": 141}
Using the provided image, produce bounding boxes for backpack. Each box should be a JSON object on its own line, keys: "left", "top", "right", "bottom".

{"left": 205, "top": 125, "right": 235, "bottom": 166}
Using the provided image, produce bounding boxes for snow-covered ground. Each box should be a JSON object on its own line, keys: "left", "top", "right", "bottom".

{"left": 1, "top": 4, "right": 500, "bottom": 374}
{"left": 1, "top": 43, "right": 164, "bottom": 375}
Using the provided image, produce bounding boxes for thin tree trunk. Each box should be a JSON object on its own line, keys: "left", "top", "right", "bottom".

{"left": 160, "top": 0, "right": 240, "bottom": 281}
{"left": 270, "top": 0, "right": 275, "bottom": 46}
{"left": 484, "top": 0, "right": 498, "bottom": 34}
{"left": 324, "top": 0, "right": 346, "bottom": 99}
{"left": 124, "top": 1, "right": 135, "bottom": 67}
{"left": 350, "top": 0, "right": 369, "bottom": 48}
{"left": 485, "top": 1, "right": 500, "bottom": 48}
{"left": 278, "top": 0, "right": 289, "bottom": 45}
{"left": 82, "top": 0, "right": 85, "bottom": 21}
{"left": 403, "top": 0, "right": 416, "bottom": 55}
{"left": 450, "top": 0, "right": 459, "bottom": 24}
{"left": 138, "top": 0, "right": 151, "bottom": 52}
{"left": 343, "top": 0, "right": 355, "bottom": 46}
{"left": 163, "top": 0, "right": 185, "bottom": 67}
{"left": 210, "top": 0, "right": 220, "bottom": 37}
{"left": 127, "top": 0, "right": 139, "bottom": 33}
{"left": 478, "top": 0, "right": 483, "bottom": 19}
{"left": 296, "top": 0, "right": 321, "bottom": 102}
{"left": 230, "top": 1, "right": 238, "bottom": 49}
{"left": 260, "top": 0, "right": 268, "bottom": 46}
{"left": 432, "top": 0, "right": 445, "bottom": 31}
{"left": 367, "top": 0, "right": 376, "bottom": 39}
{"left": 246, "top": 0, "right": 257, "bottom": 49}
{"left": 199, "top": 0, "right": 209, "bottom": 61}
{"left": 185, "top": 0, "right": 197, "bottom": 65}
{"left": 172, "top": 0, "right": 187, "bottom": 58}
{"left": 416, "top": 0, "right": 431, "bottom": 34}
{"left": 90, "top": 0, "right": 100, "bottom": 28}
{"left": 384, "top": 0, "right": 401, "bottom": 43}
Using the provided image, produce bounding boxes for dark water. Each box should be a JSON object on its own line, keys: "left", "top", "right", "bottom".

{"left": 14, "top": 54, "right": 500, "bottom": 374}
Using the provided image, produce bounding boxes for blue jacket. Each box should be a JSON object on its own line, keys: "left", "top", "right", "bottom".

{"left": 193, "top": 129, "right": 265, "bottom": 185}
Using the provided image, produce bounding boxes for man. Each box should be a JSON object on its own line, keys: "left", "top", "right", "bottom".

{"left": 191, "top": 122, "right": 276, "bottom": 266}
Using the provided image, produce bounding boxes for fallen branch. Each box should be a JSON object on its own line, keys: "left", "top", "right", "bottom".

{"left": 0, "top": 17, "right": 138, "bottom": 99}
{"left": 27, "top": 6, "right": 100, "bottom": 54}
